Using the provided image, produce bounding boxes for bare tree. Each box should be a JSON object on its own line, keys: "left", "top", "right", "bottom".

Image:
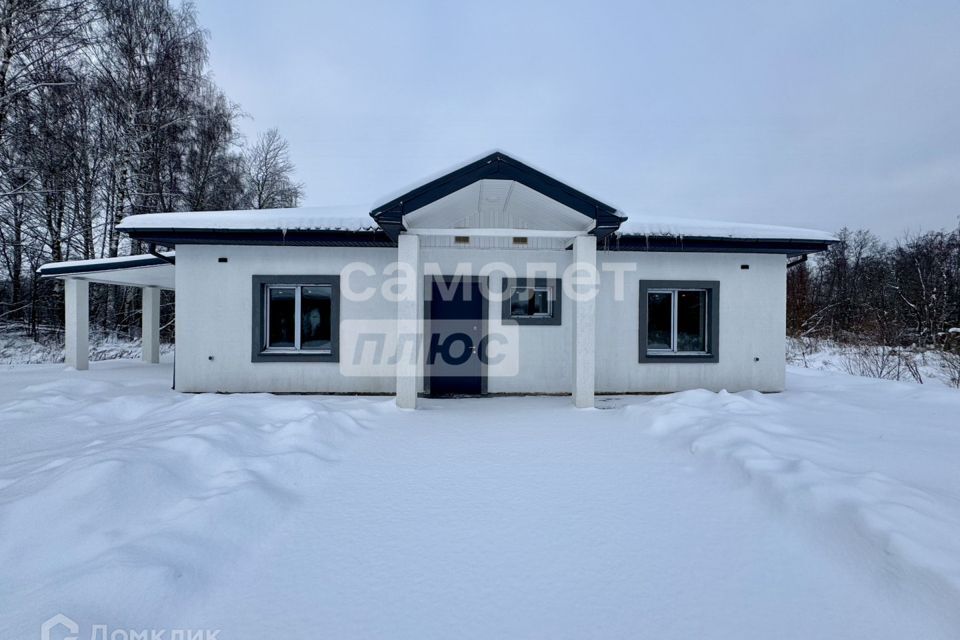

{"left": 0, "top": 0, "right": 303, "bottom": 341}
{"left": 91, "top": 0, "right": 208, "bottom": 254}
{"left": 0, "top": 0, "right": 91, "bottom": 147}
{"left": 244, "top": 128, "right": 303, "bottom": 209}
{"left": 183, "top": 86, "right": 243, "bottom": 211}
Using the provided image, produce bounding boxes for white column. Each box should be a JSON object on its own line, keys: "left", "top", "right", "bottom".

{"left": 142, "top": 286, "right": 161, "bottom": 364}
{"left": 572, "top": 235, "right": 597, "bottom": 408}
{"left": 64, "top": 278, "right": 89, "bottom": 370}
{"left": 396, "top": 233, "right": 422, "bottom": 409}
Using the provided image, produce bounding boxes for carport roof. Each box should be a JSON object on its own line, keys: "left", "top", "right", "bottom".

{"left": 37, "top": 252, "right": 175, "bottom": 290}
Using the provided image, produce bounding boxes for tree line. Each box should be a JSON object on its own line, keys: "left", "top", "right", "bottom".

{"left": 1, "top": 0, "right": 957, "bottom": 375}
{"left": 788, "top": 225, "right": 960, "bottom": 384}
{"left": 0, "top": 0, "right": 303, "bottom": 339}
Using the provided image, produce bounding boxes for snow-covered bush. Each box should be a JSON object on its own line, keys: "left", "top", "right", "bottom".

{"left": 840, "top": 343, "right": 923, "bottom": 383}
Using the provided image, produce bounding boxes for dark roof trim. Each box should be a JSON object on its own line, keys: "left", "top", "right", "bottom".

{"left": 369, "top": 151, "right": 624, "bottom": 242}
{"left": 120, "top": 228, "right": 833, "bottom": 256}
{"left": 38, "top": 255, "right": 170, "bottom": 277}
{"left": 122, "top": 228, "right": 395, "bottom": 247}
{"left": 602, "top": 235, "right": 835, "bottom": 256}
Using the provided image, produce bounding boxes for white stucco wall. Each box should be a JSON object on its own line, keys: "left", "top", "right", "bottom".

{"left": 596, "top": 252, "right": 787, "bottom": 393}
{"left": 174, "top": 244, "right": 398, "bottom": 393}
{"left": 174, "top": 244, "right": 786, "bottom": 394}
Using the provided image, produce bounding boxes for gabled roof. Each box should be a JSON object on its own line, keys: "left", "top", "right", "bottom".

{"left": 113, "top": 151, "right": 836, "bottom": 255}
{"left": 369, "top": 151, "right": 624, "bottom": 241}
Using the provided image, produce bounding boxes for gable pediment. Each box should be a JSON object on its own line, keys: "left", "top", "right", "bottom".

{"left": 369, "top": 151, "right": 624, "bottom": 241}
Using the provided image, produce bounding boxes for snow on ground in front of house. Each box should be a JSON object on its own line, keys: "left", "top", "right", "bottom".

{"left": 1, "top": 362, "right": 959, "bottom": 638}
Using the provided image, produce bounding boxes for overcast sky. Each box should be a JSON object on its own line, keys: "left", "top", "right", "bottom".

{"left": 194, "top": 1, "right": 960, "bottom": 239}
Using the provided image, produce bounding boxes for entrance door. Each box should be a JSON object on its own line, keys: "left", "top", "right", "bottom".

{"left": 427, "top": 278, "right": 485, "bottom": 396}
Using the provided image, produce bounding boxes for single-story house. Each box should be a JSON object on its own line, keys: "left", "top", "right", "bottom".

{"left": 39, "top": 151, "right": 835, "bottom": 408}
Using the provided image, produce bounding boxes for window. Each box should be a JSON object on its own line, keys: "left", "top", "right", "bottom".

{"left": 252, "top": 276, "right": 340, "bottom": 362}
{"left": 639, "top": 280, "right": 718, "bottom": 363}
{"left": 510, "top": 286, "right": 552, "bottom": 318}
{"left": 502, "top": 278, "right": 561, "bottom": 325}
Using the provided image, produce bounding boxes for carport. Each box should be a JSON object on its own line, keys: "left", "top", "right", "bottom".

{"left": 37, "top": 253, "right": 175, "bottom": 369}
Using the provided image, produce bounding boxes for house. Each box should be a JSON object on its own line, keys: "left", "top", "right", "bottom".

{"left": 38, "top": 151, "right": 835, "bottom": 408}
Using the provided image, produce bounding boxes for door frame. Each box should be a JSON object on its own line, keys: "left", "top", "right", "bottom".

{"left": 423, "top": 275, "right": 488, "bottom": 397}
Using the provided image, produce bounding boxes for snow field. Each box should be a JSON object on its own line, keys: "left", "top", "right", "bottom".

{"left": 1, "top": 360, "right": 958, "bottom": 638}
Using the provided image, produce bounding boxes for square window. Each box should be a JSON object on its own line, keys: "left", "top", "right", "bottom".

{"left": 253, "top": 277, "right": 339, "bottom": 362}
{"left": 501, "top": 279, "right": 561, "bottom": 325}
{"left": 640, "top": 281, "right": 718, "bottom": 363}
{"left": 509, "top": 287, "right": 551, "bottom": 318}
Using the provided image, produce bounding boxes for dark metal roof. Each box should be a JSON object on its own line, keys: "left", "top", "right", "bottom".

{"left": 37, "top": 254, "right": 171, "bottom": 277}
{"left": 602, "top": 234, "right": 834, "bottom": 256}
{"left": 120, "top": 228, "right": 396, "bottom": 247}
{"left": 369, "top": 151, "right": 624, "bottom": 241}
{"left": 120, "top": 227, "right": 831, "bottom": 255}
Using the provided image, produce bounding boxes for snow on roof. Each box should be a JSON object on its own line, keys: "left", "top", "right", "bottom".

{"left": 117, "top": 206, "right": 378, "bottom": 233}
{"left": 116, "top": 205, "right": 835, "bottom": 243}
{"left": 369, "top": 149, "right": 623, "bottom": 214}
{"left": 366, "top": 150, "right": 834, "bottom": 243}
{"left": 616, "top": 214, "right": 837, "bottom": 242}
{"left": 38, "top": 251, "right": 175, "bottom": 274}
{"left": 37, "top": 251, "right": 176, "bottom": 289}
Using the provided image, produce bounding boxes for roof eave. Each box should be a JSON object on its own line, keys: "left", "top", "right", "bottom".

{"left": 606, "top": 235, "right": 836, "bottom": 256}
{"left": 37, "top": 255, "right": 172, "bottom": 277}
{"left": 121, "top": 227, "right": 396, "bottom": 247}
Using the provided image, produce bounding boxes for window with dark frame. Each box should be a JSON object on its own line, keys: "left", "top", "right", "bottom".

{"left": 639, "top": 280, "right": 719, "bottom": 363}
{"left": 264, "top": 284, "right": 333, "bottom": 353}
{"left": 509, "top": 286, "right": 552, "bottom": 318}
{"left": 646, "top": 288, "right": 707, "bottom": 354}
{"left": 501, "top": 278, "right": 561, "bottom": 326}
{"left": 253, "top": 276, "right": 340, "bottom": 362}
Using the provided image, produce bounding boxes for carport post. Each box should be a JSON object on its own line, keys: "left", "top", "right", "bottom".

{"left": 64, "top": 278, "right": 89, "bottom": 370}
{"left": 142, "top": 286, "right": 161, "bottom": 364}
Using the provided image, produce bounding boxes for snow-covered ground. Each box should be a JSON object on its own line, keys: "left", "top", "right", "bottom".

{"left": 1, "top": 360, "right": 959, "bottom": 638}
{"left": 0, "top": 328, "right": 173, "bottom": 365}
{"left": 787, "top": 336, "right": 960, "bottom": 387}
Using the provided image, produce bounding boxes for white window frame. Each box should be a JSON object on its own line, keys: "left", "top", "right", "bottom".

{"left": 646, "top": 288, "right": 709, "bottom": 356}
{"left": 508, "top": 285, "right": 554, "bottom": 319}
{"left": 264, "top": 284, "right": 333, "bottom": 354}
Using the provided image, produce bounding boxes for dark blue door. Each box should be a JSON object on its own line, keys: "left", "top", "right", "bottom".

{"left": 428, "top": 278, "right": 485, "bottom": 396}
